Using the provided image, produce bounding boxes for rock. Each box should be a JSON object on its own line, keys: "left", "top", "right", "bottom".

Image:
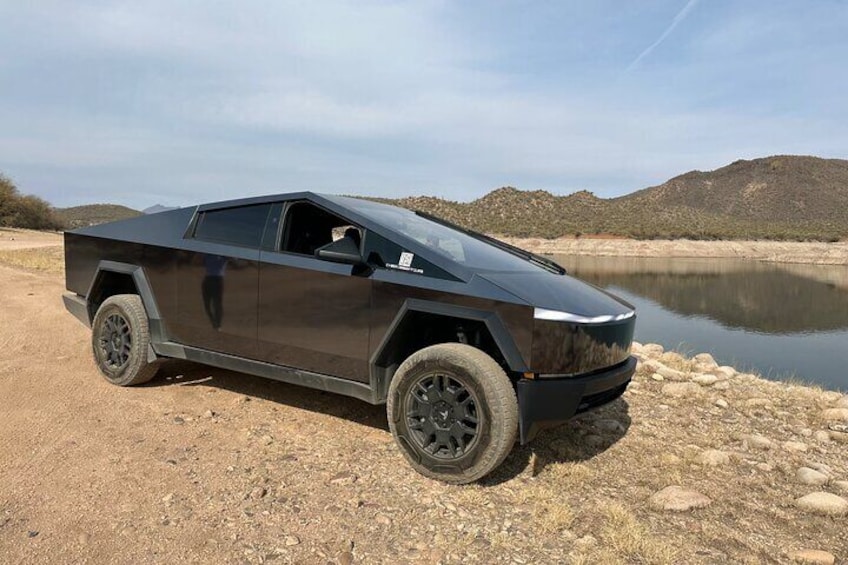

{"left": 756, "top": 463, "right": 773, "bottom": 472}
{"left": 284, "top": 535, "right": 301, "bottom": 546}
{"left": 713, "top": 381, "right": 730, "bottom": 391}
{"left": 630, "top": 342, "right": 643, "bottom": 354}
{"left": 261, "top": 435, "right": 274, "bottom": 446}
{"left": 375, "top": 513, "right": 392, "bottom": 526}
{"left": 787, "top": 549, "right": 836, "bottom": 564}
{"left": 655, "top": 365, "right": 688, "bottom": 382}
{"left": 696, "top": 449, "right": 731, "bottom": 466}
{"left": 821, "top": 391, "right": 844, "bottom": 404}
{"left": 742, "top": 434, "right": 774, "bottom": 450}
{"left": 714, "top": 399, "right": 729, "bottom": 409}
{"left": 203, "top": 409, "right": 215, "bottom": 418}
{"left": 829, "top": 429, "right": 848, "bottom": 444}
{"left": 783, "top": 441, "right": 808, "bottom": 453}
{"left": 692, "top": 374, "right": 719, "bottom": 386}
{"left": 594, "top": 419, "right": 625, "bottom": 433}
{"left": 799, "top": 428, "right": 813, "bottom": 437}
{"left": 693, "top": 353, "right": 718, "bottom": 368}
{"left": 651, "top": 373, "right": 664, "bottom": 382}
{"left": 745, "top": 398, "right": 772, "bottom": 408}
{"left": 836, "top": 395, "right": 848, "bottom": 408}
{"left": 338, "top": 551, "right": 355, "bottom": 565}
{"left": 249, "top": 486, "right": 267, "bottom": 500}
{"left": 659, "top": 351, "right": 685, "bottom": 366}
{"left": 821, "top": 408, "right": 848, "bottom": 422}
{"left": 78, "top": 533, "right": 90, "bottom": 545}
{"left": 795, "top": 492, "right": 848, "bottom": 516}
{"left": 649, "top": 486, "right": 711, "bottom": 511}
{"left": 161, "top": 493, "right": 175, "bottom": 504}
{"left": 661, "top": 382, "right": 703, "bottom": 398}
{"left": 713, "top": 365, "right": 737, "bottom": 378}
{"left": 796, "top": 467, "right": 829, "bottom": 486}
{"left": 661, "top": 454, "right": 682, "bottom": 466}
{"left": 806, "top": 462, "right": 832, "bottom": 476}
{"left": 28, "top": 530, "right": 38, "bottom": 538}
{"left": 832, "top": 480, "right": 848, "bottom": 493}
{"left": 642, "top": 343, "right": 664, "bottom": 358}
{"left": 329, "top": 471, "right": 358, "bottom": 486}
{"left": 813, "top": 430, "right": 831, "bottom": 443}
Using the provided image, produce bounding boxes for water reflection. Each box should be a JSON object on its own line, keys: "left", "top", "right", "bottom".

{"left": 556, "top": 255, "right": 848, "bottom": 391}
{"left": 562, "top": 256, "right": 848, "bottom": 334}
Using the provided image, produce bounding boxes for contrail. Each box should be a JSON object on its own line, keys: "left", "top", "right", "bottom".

{"left": 627, "top": 0, "right": 700, "bottom": 71}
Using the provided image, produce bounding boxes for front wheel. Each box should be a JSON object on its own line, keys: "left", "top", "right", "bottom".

{"left": 91, "top": 294, "right": 161, "bottom": 386}
{"left": 387, "top": 343, "right": 518, "bottom": 484}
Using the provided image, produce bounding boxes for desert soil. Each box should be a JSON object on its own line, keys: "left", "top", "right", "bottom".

{"left": 1, "top": 230, "right": 847, "bottom": 564}
{"left": 499, "top": 236, "right": 848, "bottom": 266}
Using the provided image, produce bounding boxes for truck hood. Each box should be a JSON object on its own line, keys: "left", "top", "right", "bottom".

{"left": 477, "top": 271, "right": 634, "bottom": 319}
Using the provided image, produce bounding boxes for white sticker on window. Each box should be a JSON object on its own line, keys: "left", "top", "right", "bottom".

{"left": 398, "top": 252, "right": 414, "bottom": 267}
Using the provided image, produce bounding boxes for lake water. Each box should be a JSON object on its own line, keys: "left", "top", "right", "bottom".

{"left": 554, "top": 255, "right": 848, "bottom": 392}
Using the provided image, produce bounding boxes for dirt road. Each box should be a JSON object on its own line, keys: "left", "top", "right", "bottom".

{"left": 1, "top": 233, "right": 846, "bottom": 564}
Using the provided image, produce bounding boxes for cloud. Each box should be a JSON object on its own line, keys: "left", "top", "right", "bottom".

{"left": 627, "top": 0, "right": 701, "bottom": 71}
{"left": 0, "top": 1, "right": 845, "bottom": 209}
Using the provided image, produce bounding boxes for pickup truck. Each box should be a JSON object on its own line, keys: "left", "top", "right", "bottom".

{"left": 63, "top": 192, "right": 636, "bottom": 483}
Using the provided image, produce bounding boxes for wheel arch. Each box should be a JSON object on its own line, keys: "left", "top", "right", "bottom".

{"left": 85, "top": 261, "right": 164, "bottom": 362}
{"left": 369, "top": 299, "right": 529, "bottom": 403}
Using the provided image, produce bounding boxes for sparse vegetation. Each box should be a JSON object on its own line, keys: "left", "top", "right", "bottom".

{"left": 56, "top": 204, "right": 142, "bottom": 229}
{"left": 0, "top": 174, "right": 63, "bottom": 230}
{"left": 0, "top": 246, "right": 64, "bottom": 274}
{"left": 376, "top": 155, "right": 848, "bottom": 241}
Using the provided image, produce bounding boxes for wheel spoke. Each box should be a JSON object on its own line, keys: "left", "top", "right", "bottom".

{"left": 404, "top": 371, "right": 481, "bottom": 461}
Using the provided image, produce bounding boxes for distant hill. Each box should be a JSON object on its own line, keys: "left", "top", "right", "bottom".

{"left": 143, "top": 204, "right": 178, "bottom": 214}
{"left": 57, "top": 204, "right": 142, "bottom": 229}
{"left": 380, "top": 155, "right": 848, "bottom": 241}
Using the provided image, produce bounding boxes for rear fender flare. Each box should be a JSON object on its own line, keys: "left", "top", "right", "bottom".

{"left": 86, "top": 261, "right": 163, "bottom": 361}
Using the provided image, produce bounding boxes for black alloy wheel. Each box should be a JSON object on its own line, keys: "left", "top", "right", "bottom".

{"left": 405, "top": 372, "right": 480, "bottom": 460}
{"left": 97, "top": 313, "right": 132, "bottom": 370}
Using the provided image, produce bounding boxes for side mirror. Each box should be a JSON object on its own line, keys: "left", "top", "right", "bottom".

{"left": 316, "top": 237, "right": 363, "bottom": 265}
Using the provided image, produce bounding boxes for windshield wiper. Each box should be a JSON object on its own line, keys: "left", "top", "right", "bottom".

{"left": 414, "top": 211, "right": 567, "bottom": 275}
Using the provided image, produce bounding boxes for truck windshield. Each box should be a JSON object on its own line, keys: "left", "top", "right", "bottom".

{"left": 341, "top": 197, "right": 561, "bottom": 273}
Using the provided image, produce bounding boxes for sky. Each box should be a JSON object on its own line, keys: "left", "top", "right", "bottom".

{"left": 1, "top": 1, "right": 846, "bottom": 210}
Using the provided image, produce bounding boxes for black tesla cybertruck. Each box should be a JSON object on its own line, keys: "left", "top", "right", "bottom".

{"left": 63, "top": 192, "right": 636, "bottom": 483}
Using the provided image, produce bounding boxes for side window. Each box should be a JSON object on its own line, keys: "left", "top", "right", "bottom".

{"left": 363, "top": 231, "right": 456, "bottom": 280}
{"left": 193, "top": 204, "right": 272, "bottom": 248}
{"left": 281, "top": 202, "right": 361, "bottom": 256}
{"left": 260, "top": 202, "right": 284, "bottom": 251}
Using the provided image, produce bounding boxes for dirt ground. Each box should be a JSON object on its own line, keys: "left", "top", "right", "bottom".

{"left": 1, "top": 230, "right": 847, "bottom": 564}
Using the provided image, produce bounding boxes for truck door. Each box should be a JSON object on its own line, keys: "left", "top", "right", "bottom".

{"left": 256, "top": 201, "right": 372, "bottom": 382}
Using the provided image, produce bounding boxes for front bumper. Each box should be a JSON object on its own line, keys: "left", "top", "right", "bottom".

{"left": 516, "top": 355, "right": 636, "bottom": 444}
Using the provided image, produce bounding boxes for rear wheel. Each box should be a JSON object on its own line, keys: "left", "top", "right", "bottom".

{"left": 387, "top": 343, "right": 518, "bottom": 484}
{"left": 91, "top": 294, "right": 160, "bottom": 386}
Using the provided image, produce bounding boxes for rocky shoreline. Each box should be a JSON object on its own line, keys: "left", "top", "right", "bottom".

{"left": 627, "top": 341, "right": 847, "bottom": 564}
{"left": 499, "top": 237, "right": 848, "bottom": 266}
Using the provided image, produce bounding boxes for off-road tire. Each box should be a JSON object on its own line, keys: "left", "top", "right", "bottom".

{"left": 91, "top": 294, "right": 160, "bottom": 386}
{"left": 387, "top": 343, "right": 518, "bottom": 484}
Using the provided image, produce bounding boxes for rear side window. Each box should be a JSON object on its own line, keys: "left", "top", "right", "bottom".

{"left": 193, "top": 204, "right": 272, "bottom": 248}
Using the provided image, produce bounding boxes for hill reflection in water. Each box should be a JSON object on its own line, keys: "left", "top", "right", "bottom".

{"left": 556, "top": 255, "right": 848, "bottom": 390}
